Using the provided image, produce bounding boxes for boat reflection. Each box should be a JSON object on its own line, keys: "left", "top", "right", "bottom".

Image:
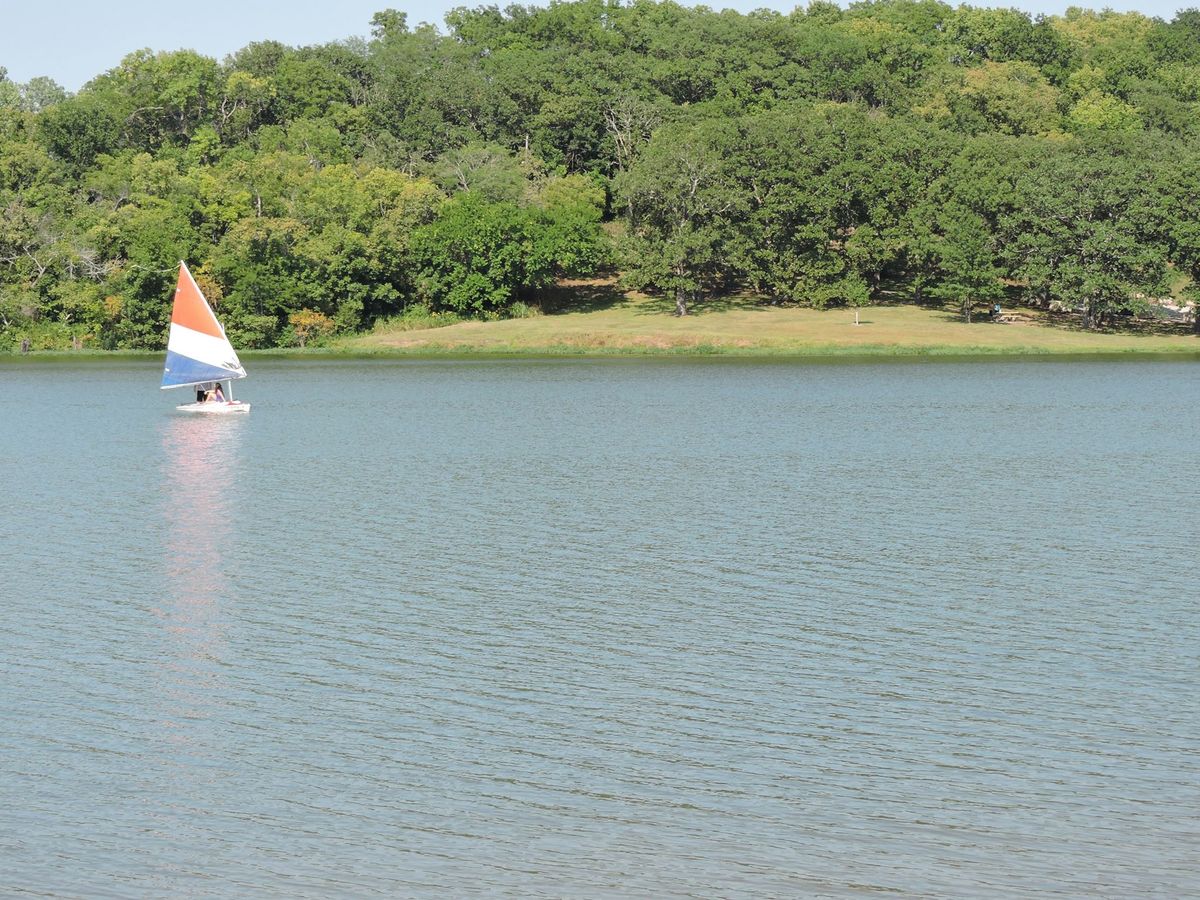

{"left": 161, "top": 415, "right": 244, "bottom": 612}
{"left": 154, "top": 415, "right": 246, "bottom": 736}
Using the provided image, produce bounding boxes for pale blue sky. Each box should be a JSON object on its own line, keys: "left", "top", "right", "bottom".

{"left": 0, "top": 0, "right": 1192, "bottom": 91}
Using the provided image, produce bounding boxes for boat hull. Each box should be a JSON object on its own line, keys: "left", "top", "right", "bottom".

{"left": 175, "top": 400, "right": 251, "bottom": 415}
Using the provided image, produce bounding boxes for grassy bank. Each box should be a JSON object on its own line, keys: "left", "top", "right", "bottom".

{"left": 6, "top": 288, "right": 1198, "bottom": 361}
{"left": 340, "top": 287, "right": 1200, "bottom": 358}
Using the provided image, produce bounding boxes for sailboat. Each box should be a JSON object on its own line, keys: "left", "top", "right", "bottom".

{"left": 161, "top": 262, "right": 251, "bottom": 414}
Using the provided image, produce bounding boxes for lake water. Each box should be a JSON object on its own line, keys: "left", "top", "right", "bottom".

{"left": 1, "top": 356, "right": 1198, "bottom": 897}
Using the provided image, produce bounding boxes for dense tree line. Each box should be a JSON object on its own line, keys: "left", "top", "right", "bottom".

{"left": 2, "top": 0, "right": 1200, "bottom": 349}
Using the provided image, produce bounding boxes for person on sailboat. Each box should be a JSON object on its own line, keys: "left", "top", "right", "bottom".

{"left": 163, "top": 263, "right": 250, "bottom": 413}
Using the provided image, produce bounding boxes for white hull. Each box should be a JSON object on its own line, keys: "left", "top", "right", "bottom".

{"left": 176, "top": 400, "right": 251, "bottom": 415}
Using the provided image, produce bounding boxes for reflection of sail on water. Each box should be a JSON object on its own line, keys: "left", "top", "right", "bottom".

{"left": 162, "top": 415, "right": 243, "bottom": 612}
{"left": 154, "top": 415, "right": 245, "bottom": 732}
{"left": 140, "top": 416, "right": 246, "bottom": 843}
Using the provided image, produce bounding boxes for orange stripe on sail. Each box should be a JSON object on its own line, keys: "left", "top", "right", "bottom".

{"left": 170, "top": 265, "right": 224, "bottom": 339}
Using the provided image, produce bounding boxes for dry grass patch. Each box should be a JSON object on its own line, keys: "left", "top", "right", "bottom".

{"left": 342, "top": 291, "right": 1200, "bottom": 357}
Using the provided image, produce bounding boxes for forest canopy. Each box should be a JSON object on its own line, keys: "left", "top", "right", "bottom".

{"left": 2, "top": 0, "right": 1200, "bottom": 349}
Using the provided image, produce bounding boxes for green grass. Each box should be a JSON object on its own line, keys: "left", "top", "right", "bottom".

{"left": 338, "top": 282, "right": 1200, "bottom": 358}
{"left": 7, "top": 281, "right": 1197, "bottom": 361}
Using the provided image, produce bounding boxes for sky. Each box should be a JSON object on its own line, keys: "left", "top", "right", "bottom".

{"left": 0, "top": 0, "right": 1193, "bottom": 91}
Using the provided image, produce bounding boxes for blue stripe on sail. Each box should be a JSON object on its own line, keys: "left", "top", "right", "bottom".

{"left": 162, "top": 350, "right": 243, "bottom": 388}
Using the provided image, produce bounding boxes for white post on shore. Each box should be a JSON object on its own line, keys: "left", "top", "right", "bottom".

{"left": 854, "top": 310, "right": 860, "bottom": 326}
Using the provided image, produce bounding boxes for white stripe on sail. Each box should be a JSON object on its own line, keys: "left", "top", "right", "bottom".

{"left": 167, "top": 323, "right": 246, "bottom": 376}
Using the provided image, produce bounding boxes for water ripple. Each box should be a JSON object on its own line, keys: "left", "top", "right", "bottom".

{"left": 1, "top": 358, "right": 1198, "bottom": 897}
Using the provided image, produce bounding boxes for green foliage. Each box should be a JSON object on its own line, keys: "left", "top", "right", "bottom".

{"left": 725, "top": 103, "right": 944, "bottom": 308}
{"left": 1, "top": 0, "right": 1198, "bottom": 350}
{"left": 412, "top": 193, "right": 550, "bottom": 314}
{"left": 928, "top": 204, "right": 1004, "bottom": 320}
{"left": 616, "top": 119, "right": 745, "bottom": 314}
{"left": 36, "top": 95, "right": 120, "bottom": 175}
{"left": 0, "top": 319, "right": 91, "bottom": 351}
{"left": 506, "top": 300, "right": 543, "bottom": 319}
{"left": 1067, "top": 91, "right": 1142, "bottom": 132}
{"left": 965, "top": 132, "right": 1172, "bottom": 326}
{"left": 288, "top": 308, "right": 336, "bottom": 347}
{"left": 372, "top": 304, "right": 463, "bottom": 332}
{"left": 927, "top": 61, "right": 1062, "bottom": 135}
{"left": 435, "top": 144, "right": 526, "bottom": 203}
{"left": 0, "top": 69, "right": 19, "bottom": 110}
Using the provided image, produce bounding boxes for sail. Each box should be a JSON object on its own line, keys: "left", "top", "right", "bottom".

{"left": 161, "top": 263, "right": 247, "bottom": 389}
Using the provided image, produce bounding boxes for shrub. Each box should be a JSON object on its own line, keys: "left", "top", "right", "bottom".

{"left": 506, "top": 301, "right": 542, "bottom": 319}
{"left": 372, "top": 305, "right": 463, "bottom": 332}
{"left": 288, "top": 308, "right": 336, "bottom": 347}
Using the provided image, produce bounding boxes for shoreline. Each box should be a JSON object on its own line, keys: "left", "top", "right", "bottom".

{"left": 5, "top": 303, "right": 1199, "bottom": 361}
{"left": 6, "top": 345, "right": 1200, "bottom": 363}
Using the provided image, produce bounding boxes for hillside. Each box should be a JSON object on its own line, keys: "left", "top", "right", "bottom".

{"left": 4, "top": 1, "right": 1200, "bottom": 351}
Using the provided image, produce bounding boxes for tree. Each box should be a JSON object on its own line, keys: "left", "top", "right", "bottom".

{"left": 210, "top": 216, "right": 312, "bottom": 346}
{"left": 0, "top": 69, "right": 19, "bottom": 109}
{"left": 435, "top": 143, "right": 525, "bottom": 203}
{"left": 289, "top": 308, "right": 335, "bottom": 346}
{"left": 727, "top": 103, "right": 941, "bottom": 307}
{"left": 36, "top": 95, "right": 120, "bottom": 175}
{"left": 526, "top": 174, "right": 609, "bottom": 278}
{"left": 929, "top": 204, "right": 1004, "bottom": 321}
{"left": 933, "top": 61, "right": 1062, "bottom": 136}
{"left": 942, "top": 6, "right": 1073, "bottom": 79}
{"left": 616, "top": 120, "right": 744, "bottom": 315}
{"left": 19, "top": 77, "right": 68, "bottom": 113}
{"left": 1067, "top": 90, "right": 1141, "bottom": 132}
{"left": 602, "top": 94, "right": 663, "bottom": 176}
{"left": 215, "top": 71, "right": 276, "bottom": 142}
{"left": 1000, "top": 134, "right": 1169, "bottom": 327}
{"left": 1149, "top": 141, "right": 1200, "bottom": 332}
{"left": 411, "top": 193, "right": 535, "bottom": 314}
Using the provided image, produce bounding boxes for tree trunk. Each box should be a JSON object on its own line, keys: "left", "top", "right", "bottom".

{"left": 963, "top": 299, "right": 972, "bottom": 323}
{"left": 675, "top": 286, "right": 689, "bottom": 317}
